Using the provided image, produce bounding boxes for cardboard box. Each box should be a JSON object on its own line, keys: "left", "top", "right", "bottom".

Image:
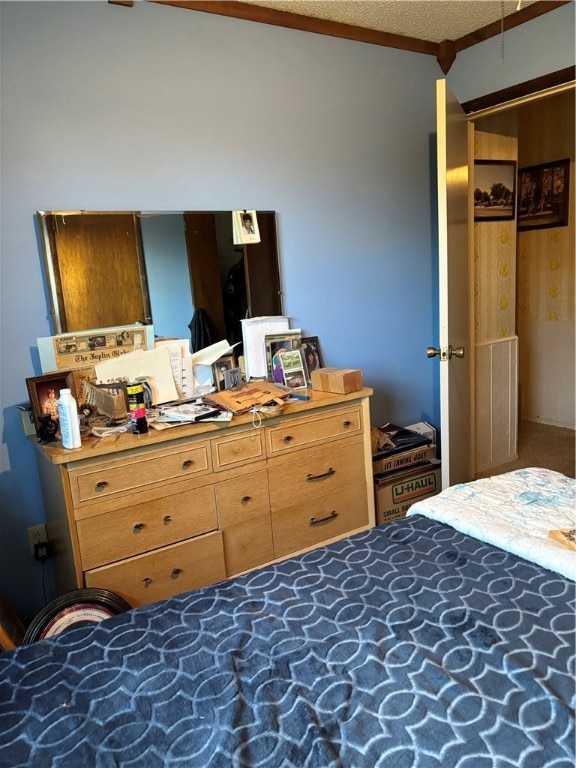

{"left": 311, "top": 367, "right": 363, "bottom": 394}
{"left": 375, "top": 463, "right": 441, "bottom": 526}
{"left": 372, "top": 443, "right": 437, "bottom": 475}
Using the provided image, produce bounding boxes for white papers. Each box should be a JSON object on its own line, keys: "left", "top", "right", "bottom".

{"left": 94, "top": 347, "right": 179, "bottom": 405}
{"left": 156, "top": 338, "right": 239, "bottom": 400}
{"left": 155, "top": 339, "right": 190, "bottom": 397}
{"left": 241, "top": 316, "right": 290, "bottom": 380}
{"left": 232, "top": 210, "right": 261, "bottom": 245}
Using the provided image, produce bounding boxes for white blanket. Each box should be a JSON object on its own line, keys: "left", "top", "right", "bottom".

{"left": 408, "top": 467, "right": 575, "bottom": 580}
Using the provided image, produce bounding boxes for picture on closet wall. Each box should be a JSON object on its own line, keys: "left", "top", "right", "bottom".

{"left": 517, "top": 158, "right": 570, "bottom": 231}
{"left": 473, "top": 160, "right": 516, "bottom": 221}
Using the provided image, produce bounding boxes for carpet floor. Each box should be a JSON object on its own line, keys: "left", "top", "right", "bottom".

{"left": 475, "top": 420, "right": 575, "bottom": 480}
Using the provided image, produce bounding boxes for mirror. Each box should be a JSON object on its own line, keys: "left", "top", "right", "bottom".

{"left": 37, "top": 210, "right": 282, "bottom": 346}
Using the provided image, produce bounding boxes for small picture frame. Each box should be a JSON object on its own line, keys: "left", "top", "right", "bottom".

{"left": 223, "top": 367, "right": 242, "bottom": 390}
{"left": 278, "top": 349, "right": 307, "bottom": 389}
{"left": 264, "top": 330, "right": 302, "bottom": 384}
{"left": 473, "top": 160, "right": 516, "bottom": 221}
{"left": 212, "top": 355, "right": 235, "bottom": 391}
{"left": 26, "top": 371, "right": 72, "bottom": 436}
{"left": 517, "top": 158, "right": 570, "bottom": 231}
{"left": 300, "top": 336, "right": 323, "bottom": 384}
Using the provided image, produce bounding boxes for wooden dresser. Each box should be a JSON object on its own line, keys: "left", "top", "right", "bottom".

{"left": 34, "top": 388, "right": 375, "bottom": 608}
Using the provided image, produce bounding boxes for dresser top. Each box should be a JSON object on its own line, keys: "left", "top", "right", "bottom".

{"left": 34, "top": 388, "right": 373, "bottom": 466}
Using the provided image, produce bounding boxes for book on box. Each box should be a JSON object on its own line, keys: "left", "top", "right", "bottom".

{"left": 373, "top": 422, "right": 432, "bottom": 456}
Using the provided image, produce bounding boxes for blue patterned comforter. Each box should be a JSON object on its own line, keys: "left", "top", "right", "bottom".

{"left": 0, "top": 515, "right": 574, "bottom": 767}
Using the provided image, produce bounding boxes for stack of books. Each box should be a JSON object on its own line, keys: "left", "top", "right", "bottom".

{"left": 372, "top": 422, "right": 441, "bottom": 526}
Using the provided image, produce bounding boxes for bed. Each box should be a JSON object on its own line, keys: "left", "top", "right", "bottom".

{"left": 0, "top": 468, "right": 574, "bottom": 767}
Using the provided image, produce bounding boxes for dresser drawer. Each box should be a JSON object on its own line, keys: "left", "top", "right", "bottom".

{"left": 77, "top": 484, "right": 217, "bottom": 570}
{"left": 223, "top": 516, "right": 274, "bottom": 578}
{"left": 211, "top": 431, "right": 265, "bottom": 472}
{"left": 266, "top": 406, "right": 362, "bottom": 455}
{"left": 85, "top": 532, "right": 226, "bottom": 607}
{"left": 272, "top": 483, "right": 368, "bottom": 558}
{"left": 69, "top": 442, "right": 211, "bottom": 505}
{"left": 268, "top": 438, "right": 365, "bottom": 509}
{"left": 215, "top": 470, "right": 270, "bottom": 528}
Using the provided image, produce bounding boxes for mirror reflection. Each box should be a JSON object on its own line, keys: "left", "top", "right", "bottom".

{"left": 37, "top": 210, "right": 282, "bottom": 346}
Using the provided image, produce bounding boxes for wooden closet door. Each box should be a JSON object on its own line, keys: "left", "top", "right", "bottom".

{"left": 44, "top": 212, "right": 151, "bottom": 332}
{"left": 183, "top": 212, "right": 226, "bottom": 341}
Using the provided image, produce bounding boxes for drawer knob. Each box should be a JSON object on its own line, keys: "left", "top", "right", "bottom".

{"left": 143, "top": 577, "right": 152, "bottom": 587}
{"left": 182, "top": 459, "right": 193, "bottom": 469}
{"left": 343, "top": 420, "right": 352, "bottom": 428}
{"left": 306, "top": 467, "right": 335, "bottom": 482}
{"left": 133, "top": 522, "right": 145, "bottom": 533}
{"left": 283, "top": 435, "right": 293, "bottom": 444}
{"left": 95, "top": 481, "right": 108, "bottom": 491}
{"left": 163, "top": 515, "right": 172, "bottom": 525}
{"left": 241, "top": 495, "right": 251, "bottom": 505}
{"left": 171, "top": 568, "right": 182, "bottom": 579}
{"left": 309, "top": 510, "right": 338, "bottom": 526}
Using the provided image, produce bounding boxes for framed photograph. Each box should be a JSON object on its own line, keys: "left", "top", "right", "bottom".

{"left": 473, "top": 160, "right": 516, "bottom": 221}
{"left": 517, "top": 158, "right": 570, "bottom": 231}
{"left": 278, "top": 349, "right": 307, "bottom": 390}
{"left": 264, "top": 330, "right": 302, "bottom": 384}
{"left": 300, "top": 336, "right": 323, "bottom": 384}
{"left": 212, "top": 355, "right": 235, "bottom": 391}
{"left": 26, "top": 371, "right": 72, "bottom": 436}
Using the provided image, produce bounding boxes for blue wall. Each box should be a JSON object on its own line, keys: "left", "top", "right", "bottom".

{"left": 0, "top": 0, "right": 572, "bottom": 620}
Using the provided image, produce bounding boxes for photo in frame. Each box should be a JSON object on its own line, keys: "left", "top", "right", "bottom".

{"left": 278, "top": 349, "right": 307, "bottom": 389}
{"left": 300, "top": 336, "right": 323, "bottom": 384}
{"left": 473, "top": 160, "right": 516, "bottom": 221}
{"left": 517, "top": 158, "right": 570, "bottom": 231}
{"left": 211, "top": 355, "right": 235, "bottom": 391}
{"left": 264, "top": 330, "right": 302, "bottom": 384}
{"left": 26, "top": 371, "right": 73, "bottom": 436}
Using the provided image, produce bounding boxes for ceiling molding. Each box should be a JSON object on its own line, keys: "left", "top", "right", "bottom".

{"left": 462, "top": 65, "right": 576, "bottom": 114}
{"left": 146, "top": 0, "right": 570, "bottom": 73}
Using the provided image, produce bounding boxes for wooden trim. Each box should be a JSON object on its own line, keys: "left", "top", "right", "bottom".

{"left": 147, "top": 0, "right": 568, "bottom": 74}
{"left": 150, "top": 0, "right": 438, "bottom": 56}
{"left": 462, "top": 66, "right": 576, "bottom": 114}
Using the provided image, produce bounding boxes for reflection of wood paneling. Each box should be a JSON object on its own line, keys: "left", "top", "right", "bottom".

{"left": 245, "top": 212, "right": 282, "bottom": 318}
{"left": 43, "top": 213, "right": 151, "bottom": 332}
{"left": 184, "top": 213, "right": 226, "bottom": 341}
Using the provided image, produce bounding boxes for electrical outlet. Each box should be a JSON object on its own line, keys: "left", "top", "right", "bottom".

{"left": 27, "top": 524, "right": 48, "bottom": 556}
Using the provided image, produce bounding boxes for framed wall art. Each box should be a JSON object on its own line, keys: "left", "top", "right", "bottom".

{"left": 26, "top": 371, "right": 72, "bottom": 436}
{"left": 517, "top": 158, "right": 570, "bottom": 231}
{"left": 473, "top": 160, "right": 516, "bottom": 221}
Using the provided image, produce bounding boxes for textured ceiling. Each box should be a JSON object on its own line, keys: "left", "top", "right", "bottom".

{"left": 244, "top": 0, "right": 540, "bottom": 43}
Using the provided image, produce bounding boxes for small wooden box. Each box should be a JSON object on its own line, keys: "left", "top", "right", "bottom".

{"left": 311, "top": 367, "right": 363, "bottom": 394}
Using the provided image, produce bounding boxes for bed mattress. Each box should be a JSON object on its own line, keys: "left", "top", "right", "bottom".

{"left": 408, "top": 467, "right": 576, "bottom": 580}
{"left": 0, "top": 514, "right": 574, "bottom": 767}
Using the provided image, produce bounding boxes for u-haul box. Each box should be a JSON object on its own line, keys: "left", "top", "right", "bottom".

{"left": 374, "top": 463, "right": 441, "bottom": 526}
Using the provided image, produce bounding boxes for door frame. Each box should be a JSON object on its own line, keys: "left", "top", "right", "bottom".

{"left": 463, "top": 73, "right": 575, "bottom": 475}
